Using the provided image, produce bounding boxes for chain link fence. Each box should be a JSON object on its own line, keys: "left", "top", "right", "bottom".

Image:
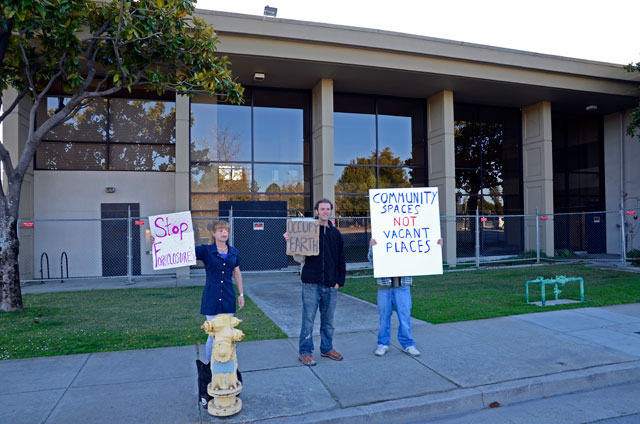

{"left": 16, "top": 208, "right": 639, "bottom": 283}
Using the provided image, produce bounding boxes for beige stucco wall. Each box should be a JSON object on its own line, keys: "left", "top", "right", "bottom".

{"left": 522, "top": 101, "right": 554, "bottom": 256}
{"left": 427, "top": 90, "right": 456, "bottom": 265}
{"left": 604, "top": 109, "right": 640, "bottom": 254}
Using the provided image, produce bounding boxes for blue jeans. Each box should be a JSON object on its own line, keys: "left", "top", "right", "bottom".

{"left": 377, "top": 286, "right": 414, "bottom": 349}
{"left": 299, "top": 283, "right": 337, "bottom": 355}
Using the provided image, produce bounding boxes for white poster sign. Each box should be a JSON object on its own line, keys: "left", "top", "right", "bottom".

{"left": 149, "top": 211, "right": 197, "bottom": 270}
{"left": 369, "top": 187, "right": 443, "bottom": 278}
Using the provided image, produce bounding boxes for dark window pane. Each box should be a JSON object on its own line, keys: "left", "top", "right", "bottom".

{"left": 253, "top": 164, "right": 306, "bottom": 193}
{"left": 335, "top": 194, "right": 369, "bottom": 217}
{"left": 454, "top": 120, "right": 481, "bottom": 168}
{"left": 334, "top": 94, "right": 375, "bottom": 114}
{"left": 334, "top": 112, "right": 376, "bottom": 165}
{"left": 335, "top": 165, "right": 376, "bottom": 194}
{"left": 191, "top": 102, "right": 251, "bottom": 162}
{"left": 109, "top": 99, "right": 175, "bottom": 144}
{"left": 37, "top": 97, "right": 108, "bottom": 142}
{"left": 35, "top": 141, "right": 106, "bottom": 170}
{"left": 191, "top": 163, "right": 253, "bottom": 193}
{"left": 109, "top": 144, "right": 175, "bottom": 171}
{"left": 254, "top": 106, "right": 304, "bottom": 162}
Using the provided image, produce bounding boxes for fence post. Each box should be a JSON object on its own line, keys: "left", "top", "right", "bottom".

{"left": 536, "top": 208, "right": 540, "bottom": 263}
{"left": 127, "top": 205, "right": 133, "bottom": 284}
{"left": 230, "top": 206, "right": 235, "bottom": 247}
{"left": 475, "top": 208, "right": 480, "bottom": 268}
{"left": 620, "top": 207, "right": 627, "bottom": 264}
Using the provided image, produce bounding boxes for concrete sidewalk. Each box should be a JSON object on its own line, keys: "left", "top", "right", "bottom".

{"left": 4, "top": 274, "right": 640, "bottom": 423}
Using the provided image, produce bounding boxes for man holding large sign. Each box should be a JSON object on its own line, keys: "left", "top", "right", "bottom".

{"left": 368, "top": 187, "right": 443, "bottom": 358}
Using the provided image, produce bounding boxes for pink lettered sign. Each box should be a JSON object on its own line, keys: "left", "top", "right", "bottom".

{"left": 149, "top": 211, "right": 197, "bottom": 270}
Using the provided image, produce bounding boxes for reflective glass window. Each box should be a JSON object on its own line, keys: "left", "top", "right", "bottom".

{"left": 191, "top": 103, "right": 251, "bottom": 162}
{"left": 37, "top": 97, "right": 108, "bottom": 142}
{"left": 35, "top": 96, "right": 175, "bottom": 171}
{"left": 109, "top": 99, "right": 175, "bottom": 144}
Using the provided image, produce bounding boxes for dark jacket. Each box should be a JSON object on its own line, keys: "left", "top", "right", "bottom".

{"left": 301, "top": 221, "right": 346, "bottom": 287}
{"left": 196, "top": 244, "right": 240, "bottom": 315}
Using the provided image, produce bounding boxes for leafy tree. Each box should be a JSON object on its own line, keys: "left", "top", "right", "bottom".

{"left": 625, "top": 61, "right": 640, "bottom": 139}
{"left": 0, "top": 0, "right": 244, "bottom": 312}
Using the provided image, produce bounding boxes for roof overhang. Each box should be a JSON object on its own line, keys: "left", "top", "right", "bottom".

{"left": 197, "top": 10, "right": 640, "bottom": 114}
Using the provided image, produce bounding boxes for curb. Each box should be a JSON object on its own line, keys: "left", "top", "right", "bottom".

{"left": 254, "top": 360, "right": 640, "bottom": 424}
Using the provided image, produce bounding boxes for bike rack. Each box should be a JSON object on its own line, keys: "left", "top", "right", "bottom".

{"left": 60, "top": 251, "right": 69, "bottom": 283}
{"left": 40, "top": 252, "right": 50, "bottom": 284}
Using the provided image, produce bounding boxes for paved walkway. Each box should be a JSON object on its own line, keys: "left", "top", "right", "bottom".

{"left": 4, "top": 273, "right": 640, "bottom": 423}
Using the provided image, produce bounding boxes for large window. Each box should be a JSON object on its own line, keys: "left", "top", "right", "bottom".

{"left": 454, "top": 104, "right": 522, "bottom": 257}
{"left": 454, "top": 104, "right": 522, "bottom": 215}
{"left": 552, "top": 113, "right": 605, "bottom": 254}
{"left": 552, "top": 114, "right": 604, "bottom": 212}
{"left": 35, "top": 96, "right": 175, "bottom": 171}
{"left": 190, "top": 88, "right": 311, "bottom": 217}
{"left": 334, "top": 94, "right": 426, "bottom": 216}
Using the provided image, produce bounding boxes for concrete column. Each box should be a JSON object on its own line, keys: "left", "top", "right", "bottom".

{"left": 175, "top": 93, "right": 191, "bottom": 278}
{"left": 427, "top": 90, "right": 456, "bottom": 266}
{"left": 522, "top": 101, "right": 554, "bottom": 256}
{"left": 2, "top": 88, "right": 35, "bottom": 279}
{"left": 311, "top": 79, "right": 335, "bottom": 207}
{"left": 605, "top": 109, "right": 640, "bottom": 254}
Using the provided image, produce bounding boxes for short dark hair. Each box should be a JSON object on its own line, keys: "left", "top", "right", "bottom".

{"left": 314, "top": 198, "right": 333, "bottom": 211}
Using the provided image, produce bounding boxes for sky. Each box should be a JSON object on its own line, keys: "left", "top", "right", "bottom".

{"left": 195, "top": 0, "right": 640, "bottom": 65}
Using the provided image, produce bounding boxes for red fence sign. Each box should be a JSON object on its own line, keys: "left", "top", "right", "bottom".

{"left": 626, "top": 210, "right": 637, "bottom": 216}
{"left": 540, "top": 216, "right": 549, "bottom": 221}
{"left": 22, "top": 221, "right": 34, "bottom": 228}
{"left": 134, "top": 220, "right": 145, "bottom": 226}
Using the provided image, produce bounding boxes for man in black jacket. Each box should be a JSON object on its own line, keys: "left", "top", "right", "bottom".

{"left": 284, "top": 198, "right": 346, "bottom": 366}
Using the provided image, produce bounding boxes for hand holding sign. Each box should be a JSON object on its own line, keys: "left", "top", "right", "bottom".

{"left": 285, "top": 218, "right": 319, "bottom": 256}
{"left": 149, "top": 211, "right": 197, "bottom": 270}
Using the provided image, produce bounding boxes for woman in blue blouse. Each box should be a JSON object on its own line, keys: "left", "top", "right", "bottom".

{"left": 195, "top": 220, "right": 244, "bottom": 364}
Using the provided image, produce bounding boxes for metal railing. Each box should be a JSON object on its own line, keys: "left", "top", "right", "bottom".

{"left": 16, "top": 208, "right": 639, "bottom": 283}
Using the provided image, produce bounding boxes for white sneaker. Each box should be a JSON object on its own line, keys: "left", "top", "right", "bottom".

{"left": 403, "top": 345, "right": 420, "bottom": 356}
{"left": 374, "top": 344, "right": 389, "bottom": 356}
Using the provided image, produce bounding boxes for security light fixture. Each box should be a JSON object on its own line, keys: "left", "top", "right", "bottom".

{"left": 253, "top": 72, "right": 266, "bottom": 81}
{"left": 105, "top": 187, "right": 116, "bottom": 193}
{"left": 585, "top": 104, "right": 598, "bottom": 111}
{"left": 264, "top": 5, "right": 277, "bottom": 17}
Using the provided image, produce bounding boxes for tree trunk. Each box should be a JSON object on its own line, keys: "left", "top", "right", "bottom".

{"left": 0, "top": 215, "right": 23, "bottom": 312}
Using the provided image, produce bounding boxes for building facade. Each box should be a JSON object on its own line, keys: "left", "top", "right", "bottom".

{"left": 3, "top": 10, "right": 640, "bottom": 278}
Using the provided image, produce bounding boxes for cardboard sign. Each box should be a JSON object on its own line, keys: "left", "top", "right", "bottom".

{"left": 369, "top": 187, "right": 443, "bottom": 278}
{"left": 286, "top": 218, "right": 319, "bottom": 256}
{"left": 149, "top": 211, "right": 197, "bottom": 270}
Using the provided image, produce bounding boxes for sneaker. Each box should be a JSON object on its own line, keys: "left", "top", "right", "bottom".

{"left": 374, "top": 344, "right": 389, "bottom": 356}
{"left": 403, "top": 345, "right": 420, "bottom": 356}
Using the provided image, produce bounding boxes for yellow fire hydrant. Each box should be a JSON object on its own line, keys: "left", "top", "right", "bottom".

{"left": 201, "top": 314, "right": 245, "bottom": 416}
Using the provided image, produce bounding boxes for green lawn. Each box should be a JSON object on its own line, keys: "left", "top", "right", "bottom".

{"left": 341, "top": 264, "right": 640, "bottom": 323}
{"left": 0, "top": 287, "right": 286, "bottom": 360}
{"left": 2, "top": 264, "right": 638, "bottom": 361}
